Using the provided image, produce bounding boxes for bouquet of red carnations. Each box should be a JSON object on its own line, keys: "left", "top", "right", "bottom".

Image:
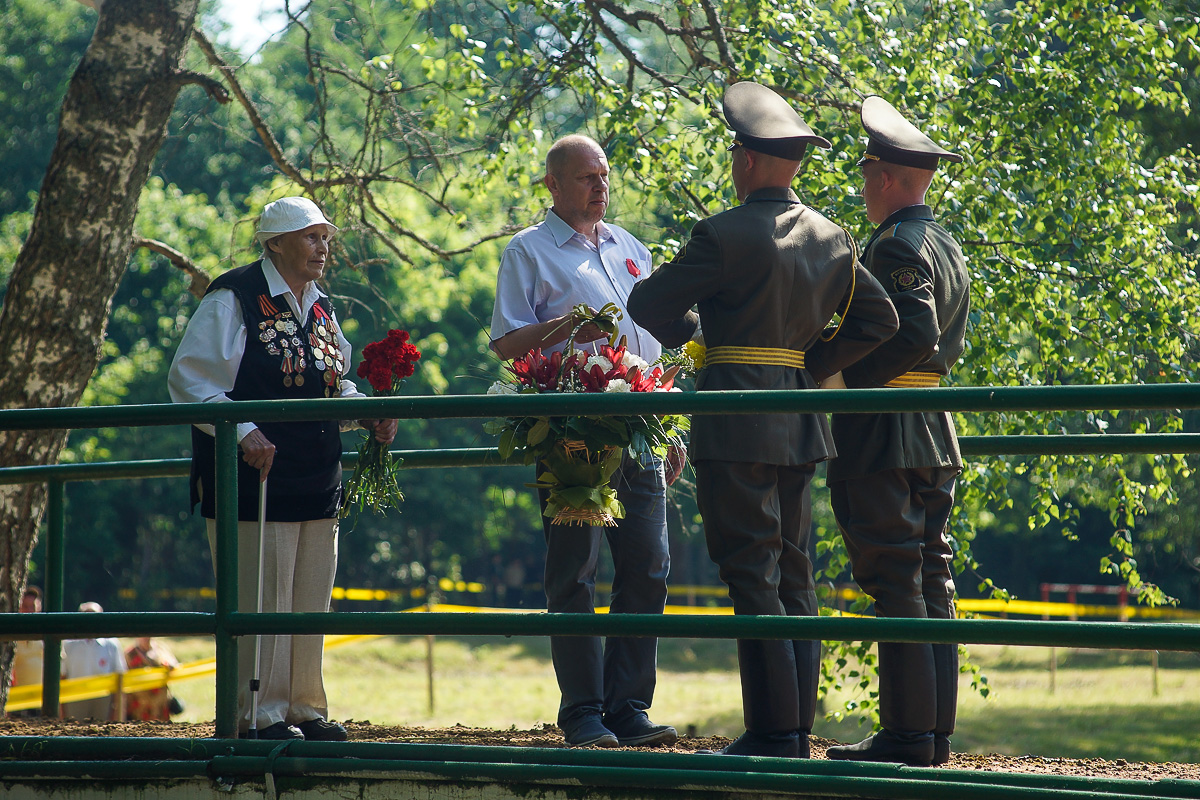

{"left": 340, "top": 329, "right": 421, "bottom": 520}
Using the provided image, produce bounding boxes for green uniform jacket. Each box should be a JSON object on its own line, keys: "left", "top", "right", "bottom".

{"left": 827, "top": 204, "right": 971, "bottom": 482}
{"left": 627, "top": 186, "right": 899, "bottom": 466}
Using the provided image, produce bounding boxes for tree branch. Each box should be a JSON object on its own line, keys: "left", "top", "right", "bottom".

{"left": 190, "top": 28, "right": 311, "bottom": 190}
{"left": 171, "top": 70, "right": 230, "bottom": 104}
{"left": 696, "top": 0, "right": 732, "bottom": 69}
{"left": 133, "top": 237, "right": 211, "bottom": 299}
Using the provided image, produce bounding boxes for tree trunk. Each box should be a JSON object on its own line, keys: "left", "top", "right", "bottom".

{"left": 0, "top": 0, "right": 200, "bottom": 708}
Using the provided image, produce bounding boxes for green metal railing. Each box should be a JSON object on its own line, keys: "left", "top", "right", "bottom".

{"left": 2, "top": 737, "right": 1197, "bottom": 799}
{"left": 2, "top": 385, "right": 1200, "bottom": 746}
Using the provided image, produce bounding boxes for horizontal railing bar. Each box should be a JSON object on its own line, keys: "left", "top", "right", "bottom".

{"left": 202, "top": 755, "right": 1164, "bottom": 800}
{"left": 3, "top": 384, "right": 1200, "bottom": 430}
{"left": 223, "top": 612, "right": 1200, "bottom": 651}
{"left": 1, "top": 738, "right": 1193, "bottom": 800}
{"left": 3, "top": 612, "right": 1195, "bottom": 652}
{"left": 960, "top": 434, "right": 1200, "bottom": 456}
{"left": 4, "top": 433, "right": 1200, "bottom": 485}
{"left": 0, "top": 612, "right": 215, "bottom": 637}
{"left": 0, "top": 449, "right": 524, "bottom": 484}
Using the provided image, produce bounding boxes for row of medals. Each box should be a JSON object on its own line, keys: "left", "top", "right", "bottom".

{"left": 257, "top": 311, "right": 346, "bottom": 394}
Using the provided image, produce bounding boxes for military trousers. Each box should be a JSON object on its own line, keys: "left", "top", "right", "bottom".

{"left": 538, "top": 452, "right": 669, "bottom": 735}
{"left": 830, "top": 466, "right": 959, "bottom": 737}
{"left": 695, "top": 460, "right": 821, "bottom": 736}
{"left": 695, "top": 460, "right": 818, "bottom": 617}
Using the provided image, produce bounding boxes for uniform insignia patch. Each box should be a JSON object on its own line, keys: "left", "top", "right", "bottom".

{"left": 891, "top": 267, "right": 921, "bottom": 292}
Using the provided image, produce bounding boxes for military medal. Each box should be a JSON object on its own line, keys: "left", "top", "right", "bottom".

{"left": 310, "top": 303, "right": 345, "bottom": 396}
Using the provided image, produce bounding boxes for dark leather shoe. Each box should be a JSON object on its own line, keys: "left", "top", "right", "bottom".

{"left": 826, "top": 730, "right": 934, "bottom": 767}
{"left": 564, "top": 717, "right": 619, "bottom": 748}
{"left": 604, "top": 714, "right": 678, "bottom": 747}
{"left": 242, "top": 721, "right": 303, "bottom": 740}
{"left": 297, "top": 718, "right": 348, "bottom": 742}
{"left": 715, "top": 730, "right": 801, "bottom": 758}
{"left": 933, "top": 734, "right": 951, "bottom": 766}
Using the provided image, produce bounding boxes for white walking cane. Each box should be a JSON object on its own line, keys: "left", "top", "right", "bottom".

{"left": 247, "top": 476, "right": 268, "bottom": 739}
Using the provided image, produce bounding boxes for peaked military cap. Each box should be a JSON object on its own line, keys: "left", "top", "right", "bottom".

{"left": 857, "top": 95, "right": 962, "bottom": 170}
{"left": 723, "top": 81, "right": 831, "bottom": 160}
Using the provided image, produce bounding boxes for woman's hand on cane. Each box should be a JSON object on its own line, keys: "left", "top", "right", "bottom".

{"left": 239, "top": 429, "right": 275, "bottom": 481}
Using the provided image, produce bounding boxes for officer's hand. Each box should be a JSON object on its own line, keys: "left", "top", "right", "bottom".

{"left": 239, "top": 429, "right": 275, "bottom": 481}
{"left": 665, "top": 442, "right": 687, "bottom": 486}
{"left": 818, "top": 372, "right": 846, "bottom": 390}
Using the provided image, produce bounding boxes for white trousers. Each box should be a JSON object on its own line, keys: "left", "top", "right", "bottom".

{"left": 206, "top": 517, "right": 338, "bottom": 731}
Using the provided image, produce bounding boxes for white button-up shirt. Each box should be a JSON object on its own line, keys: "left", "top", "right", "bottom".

{"left": 168, "top": 254, "right": 365, "bottom": 442}
{"left": 490, "top": 210, "right": 661, "bottom": 360}
{"left": 62, "top": 637, "right": 127, "bottom": 680}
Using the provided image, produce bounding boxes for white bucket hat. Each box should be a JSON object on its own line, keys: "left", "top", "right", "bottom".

{"left": 255, "top": 197, "right": 338, "bottom": 246}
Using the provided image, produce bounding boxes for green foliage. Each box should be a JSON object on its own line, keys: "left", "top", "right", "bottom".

{"left": 0, "top": 0, "right": 94, "bottom": 217}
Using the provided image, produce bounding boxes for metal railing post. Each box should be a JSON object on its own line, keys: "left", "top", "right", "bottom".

{"left": 41, "top": 479, "right": 65, "bottom": 716}
{"left": 214, "top": 421, "right": 240, "bottom": 738}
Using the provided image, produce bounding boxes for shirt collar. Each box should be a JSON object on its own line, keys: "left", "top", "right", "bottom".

{"left": 261, "top": 253, "right": 327, "bottom": 303}
{"left": 545, "top": 209, "right": 614, "bottom": 248}
{"left": 743, "top": 186, "right": 802, "bottom": 205}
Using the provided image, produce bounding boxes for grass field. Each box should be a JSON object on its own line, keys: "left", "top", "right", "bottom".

{"left": 163, "top": 634, "right": 1200, "bottom": 764}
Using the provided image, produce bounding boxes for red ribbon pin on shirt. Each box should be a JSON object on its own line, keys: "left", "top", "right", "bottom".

{"left": 626, "top": 258, "right": 641, "bottom": 277}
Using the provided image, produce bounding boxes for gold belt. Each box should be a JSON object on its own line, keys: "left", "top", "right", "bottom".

{"left": 704, "top": 346, "right": 806, "bottom": 369}
{"left": 885, "top": 371, "right": 942, "bottom": 388}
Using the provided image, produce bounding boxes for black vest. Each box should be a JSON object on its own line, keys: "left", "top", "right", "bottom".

{"left": 190, "top": 261, "right": 347, "bottom": 521}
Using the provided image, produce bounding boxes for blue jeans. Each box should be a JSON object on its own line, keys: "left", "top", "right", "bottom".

{"left": 538, "top": 451, "right": 670, "bottom": 734}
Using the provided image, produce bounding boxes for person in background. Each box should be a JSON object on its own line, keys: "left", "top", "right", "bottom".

{"left": 61, "top": 602, "right": 127, "bottom": 720}
{"left": 124, "top": 637, "right": 181, "bottom": 721}
{"left": 168, "top": 195, "right": 397, "bottom": 741}
{"left": 825, "top": 96, "right": 969, "bottom": 768}
{"left": 9, "top": 586, "right": 45, "bottom": 718}
{"left": 627, "top": 82, "right": 898, "bottom": 758}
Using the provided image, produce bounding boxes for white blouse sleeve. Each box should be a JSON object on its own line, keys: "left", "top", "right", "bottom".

{"left": 167, "top": 289, "right": 258, "bottom": 442}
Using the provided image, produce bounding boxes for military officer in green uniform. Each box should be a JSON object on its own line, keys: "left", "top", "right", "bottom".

{"left": 628, "top": 82, "right": 899, "bottom": 758}
{"left": 824, "top": 96, "right": 969, "bottom": 768}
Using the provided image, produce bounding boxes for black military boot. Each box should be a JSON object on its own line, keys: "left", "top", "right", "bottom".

{"left": 718, "top": 639, "right": 801, "bottom": 757}
{"left": 827, "top": 642, "right": 936, "bottom": 766}
{"left": 792, "top": 638, "right": 821, "bottom": 759}
{"left": 931, "top": 642, "right": 958, "bottom": 765}
{"left": 826, "top": 728, "right": 934, "bottom": 766}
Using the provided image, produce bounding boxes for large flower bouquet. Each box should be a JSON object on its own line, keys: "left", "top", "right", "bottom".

{"left": 485, "top": 306, "right": 688, "bottom": 527}
{"left": 341, "top": 329, "right": 421, "bottom": 520}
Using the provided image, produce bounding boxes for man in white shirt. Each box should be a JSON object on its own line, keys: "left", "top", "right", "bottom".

{"left": 490, "top": 135, "right": 681, "bottom": 749}
{"left": 169, "top": 196, "right": 396, "bottom": 741}
{"left": 62, "top": 602, "right": 127, "bottom": 720}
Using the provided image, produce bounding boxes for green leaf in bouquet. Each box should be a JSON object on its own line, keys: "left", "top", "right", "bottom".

{"left": 499, "top": 428, "right": 519, "bottom": 458}
{"left": 483, "top": 419, "right": 508, "bottom": 435}
{"left": 555, "top": 485, "right": 605, "bottom": 508}
{"left": 527, "top": 417, "right": 551, "bottom": 446}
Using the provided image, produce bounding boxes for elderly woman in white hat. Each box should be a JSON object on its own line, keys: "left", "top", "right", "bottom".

{"left": 169, "top": 196, "right": 397, "bottom": 740}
